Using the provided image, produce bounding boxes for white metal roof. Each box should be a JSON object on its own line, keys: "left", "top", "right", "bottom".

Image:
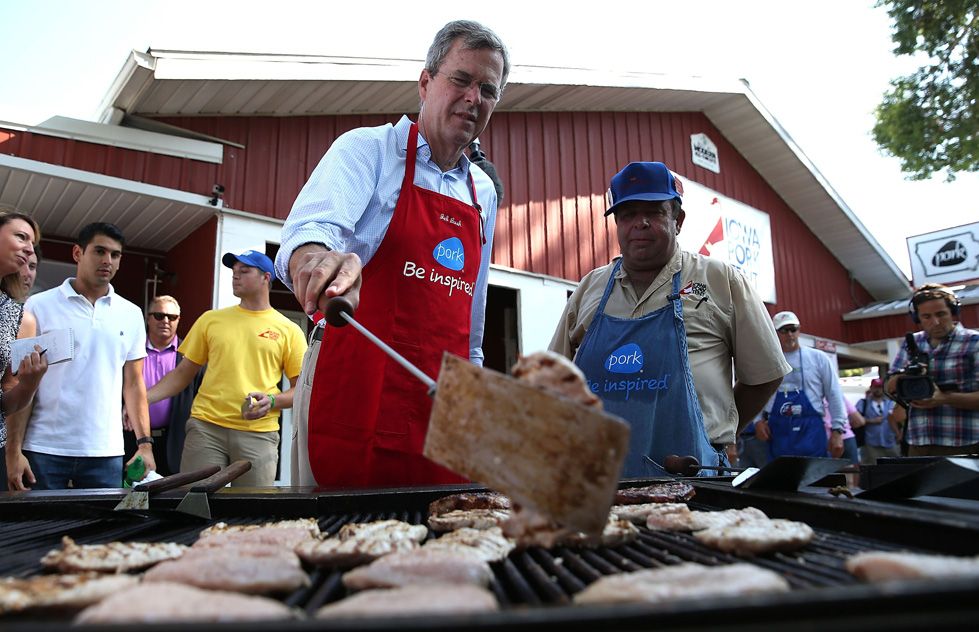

{"left": 85, "top": 49, "right": 905, "bottom": 299}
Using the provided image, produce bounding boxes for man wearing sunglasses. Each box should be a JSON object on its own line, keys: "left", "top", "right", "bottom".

{"left": 756, "top": 311, "right": 846, "bottom": 458}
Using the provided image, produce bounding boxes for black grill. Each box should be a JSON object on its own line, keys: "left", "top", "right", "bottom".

{"left": 2, "top": 481, "right": 979, "bottom": 630}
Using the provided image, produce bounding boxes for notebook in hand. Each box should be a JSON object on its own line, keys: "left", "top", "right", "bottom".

{"left": 10, "top": 329, "right": 75, "bottom": 374}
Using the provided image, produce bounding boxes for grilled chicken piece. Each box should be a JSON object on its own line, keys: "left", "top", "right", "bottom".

{"left": 611, "top": 502, "right": 690, "bottom": 524}
{"left": 194, "top": 518, "right": 320, "bottom": 550}
{"left": 614, "top": 481, "right": 696, "bottom": 505}
{"left": 76, "top": 581, "right": 294, "bottom": 623}
{"left": 423, "top": 526, "right": 515, "bottom": 563}
{"left": 511, "top": 350, "right": 601, "bottom": 409}
{"left": 40, "top": 536, "right": 187, "bottom": 573}
{"left": 342, "top": 548, "right": 493, "bottom": 591}
{"left": 295, "top": 520, "right": 428, "bottom": 568}
{"left": 846, "top": 551, "right": 979, "bottom": 582}
{"left": 143, "top": 547, "right": 308, "bottom": 594}
{"left": 1, "top": 573, "right": 139, "bottom": 615}
{"left": 428, "top": 492, "right": 511, "bottom": 517}
{"left": 428, "top": 508, "right": 511, "bottom": 533}
{"left": 316, "top": 584, "right": 498, "bottom": 618}
{"left": 694, "top": 519, "right": 815, "bottom": 556}
{"left": 574, "top": 562, "right": 789, "bottom": 605}
{"left": 646, "top": 507, "right": 768, "bottom": 532}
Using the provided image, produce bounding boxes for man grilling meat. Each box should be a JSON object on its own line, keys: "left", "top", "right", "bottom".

{"left": 277, "top": 20, "right": 508, "bottom": 487}
{"left": 549, "top": 162, "right": 789, "bottom": 477}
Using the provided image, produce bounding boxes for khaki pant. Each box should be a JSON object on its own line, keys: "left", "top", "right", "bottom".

{"left": 181, "top": 417, "right": 279, "bottom": 487}
{"left": 860, "top": 443, "right": 901, "bottom": 465}
{"left": 290, "top": 336, "right": 320, "bottom": 487}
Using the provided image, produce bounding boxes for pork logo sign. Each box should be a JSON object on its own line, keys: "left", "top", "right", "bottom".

{"left": 433, "top": 237, "right": 465, "bottom": 271}
{"left": 606, "top": 343, "right": 643, "bottom": 374}
{"left": 909, "top": 226, "right": 979, "bottom": 286}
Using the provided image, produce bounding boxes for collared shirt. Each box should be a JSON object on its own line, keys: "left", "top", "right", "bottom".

{"left": 765, "top": 347, "right": 847, "bottom": 431}
{"left": 24, "top": 278, "right": 147, "bottom": 457}
{"left": 549, "top": 248, "right": 790, "bottom": 444}
{"left": 275, "top": 115, "right": 499, "bottom": 366}
{"left": 144, "top": 337, "right": 179, "bottom": 429}
{"left": 890, "top": 323, "right": 979, "bottom": 446}
{"left": 856, "top": 395, "right": 898, "bottom": 448}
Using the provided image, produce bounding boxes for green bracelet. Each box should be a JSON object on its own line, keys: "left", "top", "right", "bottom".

{"left": 268, "top": 393, "right": 275, "bottom": 410}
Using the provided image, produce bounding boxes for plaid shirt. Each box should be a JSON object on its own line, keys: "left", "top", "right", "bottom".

{"left": 890, "top": 324, "right": 979, "bottom": 446}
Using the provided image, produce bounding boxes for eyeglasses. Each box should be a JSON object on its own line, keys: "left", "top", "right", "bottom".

{"left": 440, "top": 71, "right": 501, "bottom": 102}
{"left": 778, "top": 326, "right": 799, "bottom": 334}
{"left": 150, "top": 312, "right": 179, "bottom": 322}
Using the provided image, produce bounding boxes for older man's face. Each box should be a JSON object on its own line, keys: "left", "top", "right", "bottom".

{"left": 614, "top": 200, "right": 683, "bottom": 275}
{"left": 777, "top": 323, "right": 800, "bottom": 353}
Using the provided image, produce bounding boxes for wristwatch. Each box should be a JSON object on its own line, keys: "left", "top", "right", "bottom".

{"left": 830, "top": 428, "right": 844, "bottom": 435}
{"left": 136, "top": 436, "right": 155, "bottom": 446}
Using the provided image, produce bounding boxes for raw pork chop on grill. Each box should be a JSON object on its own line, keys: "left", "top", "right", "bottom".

{"left": 0, "top": 573, "right": 138, "bottom": 615}
{"left": 573, "top": 562, "right": 790, "bottom": 605}
{"left": 428, "top": 491, "right": 511, "bottom": 516}
{"left": 295, "top": 519, "right": 428, "bottom": 568}
{"left": 693, "top": 518, "right": 815, "bottom": 556}
{"left": 40, "top": 536, "right": 187, "bottom": 573}
{"left": 76, "top": 581, "right": 294, "bottom": 623}
{"left": 511, "top": 350, "right": 601, "bottom": 409}
{"left": 846, "top": 551, "right": 979, "bottom": 582}
{"left": 143, "top": 547, "right": 308, "bottom": 594}
{"left": 194, "top": 518, "right": 320, "bottom": 550}
{"left": 423, "top": 526, "right": 515, "bottom": 562}
{"left": 614, "top": 481, "right": 696, "bottom": 505}
{"left": 342, "top": 548, "right": 493, "bottom": 591}
{"left": 646, "top": 506, "right": 768, "bottom": 532}
{"left": 316, "top": 584, "right": 499, "bottom": 618}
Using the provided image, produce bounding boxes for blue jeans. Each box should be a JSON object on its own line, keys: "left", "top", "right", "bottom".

{"left": 24, "top": 451, "right": 123, "bottom": 490}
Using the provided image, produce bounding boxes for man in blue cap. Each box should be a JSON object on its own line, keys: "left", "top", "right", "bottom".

{"left": 549, "top": 162, "right": 789, "bottom": 477}
{"left": 147, "top": 250, "right": 306, "bottom": 486}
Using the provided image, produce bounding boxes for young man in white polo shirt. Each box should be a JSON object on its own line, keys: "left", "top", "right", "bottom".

{"left": 4, "top": 223, "right": 154, "bottom": 490}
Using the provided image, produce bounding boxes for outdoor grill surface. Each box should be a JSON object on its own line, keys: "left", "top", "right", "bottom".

{"left": 1, "top": 480, "right": 978, "bottom": 631}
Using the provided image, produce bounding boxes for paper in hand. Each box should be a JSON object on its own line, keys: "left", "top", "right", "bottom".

{"left": 10, "top": 329, "right": 74, "bottom": 374}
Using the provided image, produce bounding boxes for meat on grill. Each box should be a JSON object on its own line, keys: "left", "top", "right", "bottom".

{"left": 423, "top": 526, "right": 515, "bottom": 563}
{"left": 693, "top": 519, "right": 815, "bottom": 556}
{"left": 614, "top": 481, "right": 696, "bottom": 505}
{"left": 316, "top": 584, "right": 498, "bottom": 618}
{"left": 143, "top": 547, "right": 308, "bottom": 594}
{"left": 611, "top": 502, "right": 690, "bottom": 524}
{"left": 646, "top": 506, "right": 768, "bottom": 532}
{"left": 295, "top": 520, "right": 428, "bottom": 568}
{"left": 846, "top": 551, "right": 979, "bottom": 582}
{"left": 504, "top": 511, "right": 638, "bottom": 549}
{"left": 75, "top": 581, "right": 294, "bottom": 623}
{"left": 0, "top": 573, "right": 139, "bottom": 615}
{"left": 511, "top": 350, "right": 601, "bottom": 409}
{"left": 573, "top": 562, "right": 790, "bottom": 605}
{"left": 558, "top": 517, "right": 639, "bottom": 549}
{"left": 428, "top": 508, "right": 511, "bottom": 533}
{"left": 40, "top": 536, "right": 187, "bottom": 573}
{"left": 428, "top": 491, "right": 512, "bottom": 517}
{"left": 342, "top": 548, "right": 493, "bottom": 591}
{"left": 194, "top": 518, "right": 320, "bottom": 550}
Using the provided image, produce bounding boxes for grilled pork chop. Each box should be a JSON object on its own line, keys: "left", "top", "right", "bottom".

{"left": 316, "top": 584, "right": 498, "bottom": 618}
{"left": 143, "top": 547, "right": 308, "bottom": 594}
{"left": 693, "top": 519, "right": 815, "bottom": 556}
{"left": 423, "top": 526, "right": 515, "bottom": 563}
{"left": 846, "top": 551, "right": 979, "bottom": 582}
{"left": 342, "top": 548, "right": 493, "bottom": 591}
{"left": 428, "top": 492, "right": 512, "bottom": 517}
{"left": 295, "top": 520, "right": 428, "bottom": 568}
{"left": 559, "top": 517, "right": 639, "bottom": 549}
{"left": 611, "top": 502, "right": 690, "bottom": 525}
{"left": 511, "top": 350, "right": 601, "bottom": 409}
{"left": 41, "top": 536, "right": 187, "bottom": 573}
{"left": 194, "top": 518, "right": 320, "bottom": 550}
{"left": 573, "top": 562, "right": 790, "bottom": 605}
{"left": 0, "top": 573, "right": 138, "bottom": 615}
{"left": 614, "top": 481, "right": 696, "bottom": 505}
{"left": 428, "top": 508, "right": 511, "bottom": 533}
{"left": 504, "top": 511, "right": 638, "bottom": 549}
{"left": 76, "top": 581, "right": 294, "bottom": 623}
{"left": 646, "top": 507, "right": 768, "bottom": 532}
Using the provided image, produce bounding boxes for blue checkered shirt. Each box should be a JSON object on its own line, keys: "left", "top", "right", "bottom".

{"left": 275, "top": 116, "right": 499, "bottom": 366}
{"left": 890, "top": 324, "right": 979, "bottom": 446}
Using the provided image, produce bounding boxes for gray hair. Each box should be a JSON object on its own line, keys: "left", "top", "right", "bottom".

{"left": 425, "top": 20, "right": 510, "bottom": 91}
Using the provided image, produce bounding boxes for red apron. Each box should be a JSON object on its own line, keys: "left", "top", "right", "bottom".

{"left": 308, "top": 122, "right": 481, "bottom": 488}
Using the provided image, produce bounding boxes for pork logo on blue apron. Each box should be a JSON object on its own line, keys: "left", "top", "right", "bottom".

{"left": 433, "top": 237, "right": 465, "bottom": 271}
{"left": 606, "top": 343, "right": 644, "bottom": 374}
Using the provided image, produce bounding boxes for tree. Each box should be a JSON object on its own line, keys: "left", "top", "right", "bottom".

{"left": 873, "top": 1, "right": 978, "bottom": 180}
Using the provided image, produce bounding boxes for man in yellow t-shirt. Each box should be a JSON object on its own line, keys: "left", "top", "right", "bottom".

{"left": 147, "top": 250, "right": 306, "bottom": 486}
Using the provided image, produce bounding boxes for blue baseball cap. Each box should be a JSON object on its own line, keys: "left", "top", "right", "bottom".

{"left": 222, "top": 250, "right": 274, "bottom": 275}
{"left": 605, "top": 161, "right": 683, "bottom": 216}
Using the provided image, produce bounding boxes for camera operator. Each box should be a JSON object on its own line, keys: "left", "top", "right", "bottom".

{"left": 886, "top": 284, "right": 979, "bottom": 456}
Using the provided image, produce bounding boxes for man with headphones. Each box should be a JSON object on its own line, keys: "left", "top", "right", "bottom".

{"left": 886, "top": 284, "right": 979, "bottom": 456}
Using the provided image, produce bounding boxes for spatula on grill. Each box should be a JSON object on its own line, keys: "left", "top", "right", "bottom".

{"left": 174, "top": 460, "right": 252, "bottom": 519}
{"left": 113, "top": 465, "right": 221, "bottom": 511}
{"left": 324, "top": 297, "right": 631, "bottom": 535}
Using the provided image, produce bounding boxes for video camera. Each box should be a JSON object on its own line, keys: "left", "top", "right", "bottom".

{"left": 890, "top": 333, "right": 934, "bottom": 405}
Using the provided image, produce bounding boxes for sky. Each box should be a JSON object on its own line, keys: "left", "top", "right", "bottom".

{"left": 1, "top": 0, "right": 975, "bottom": 281}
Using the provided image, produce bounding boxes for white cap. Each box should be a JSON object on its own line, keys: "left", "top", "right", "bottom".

{"left": 772, "top": 311, "right": 800, "bottom": 330}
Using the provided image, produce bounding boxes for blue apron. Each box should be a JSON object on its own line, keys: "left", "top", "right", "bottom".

{"left": 766, "top": 355, "right": 827, "bottom": 457}
{"left": 573, "top": 261, "right": 721, "bottom": 478}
